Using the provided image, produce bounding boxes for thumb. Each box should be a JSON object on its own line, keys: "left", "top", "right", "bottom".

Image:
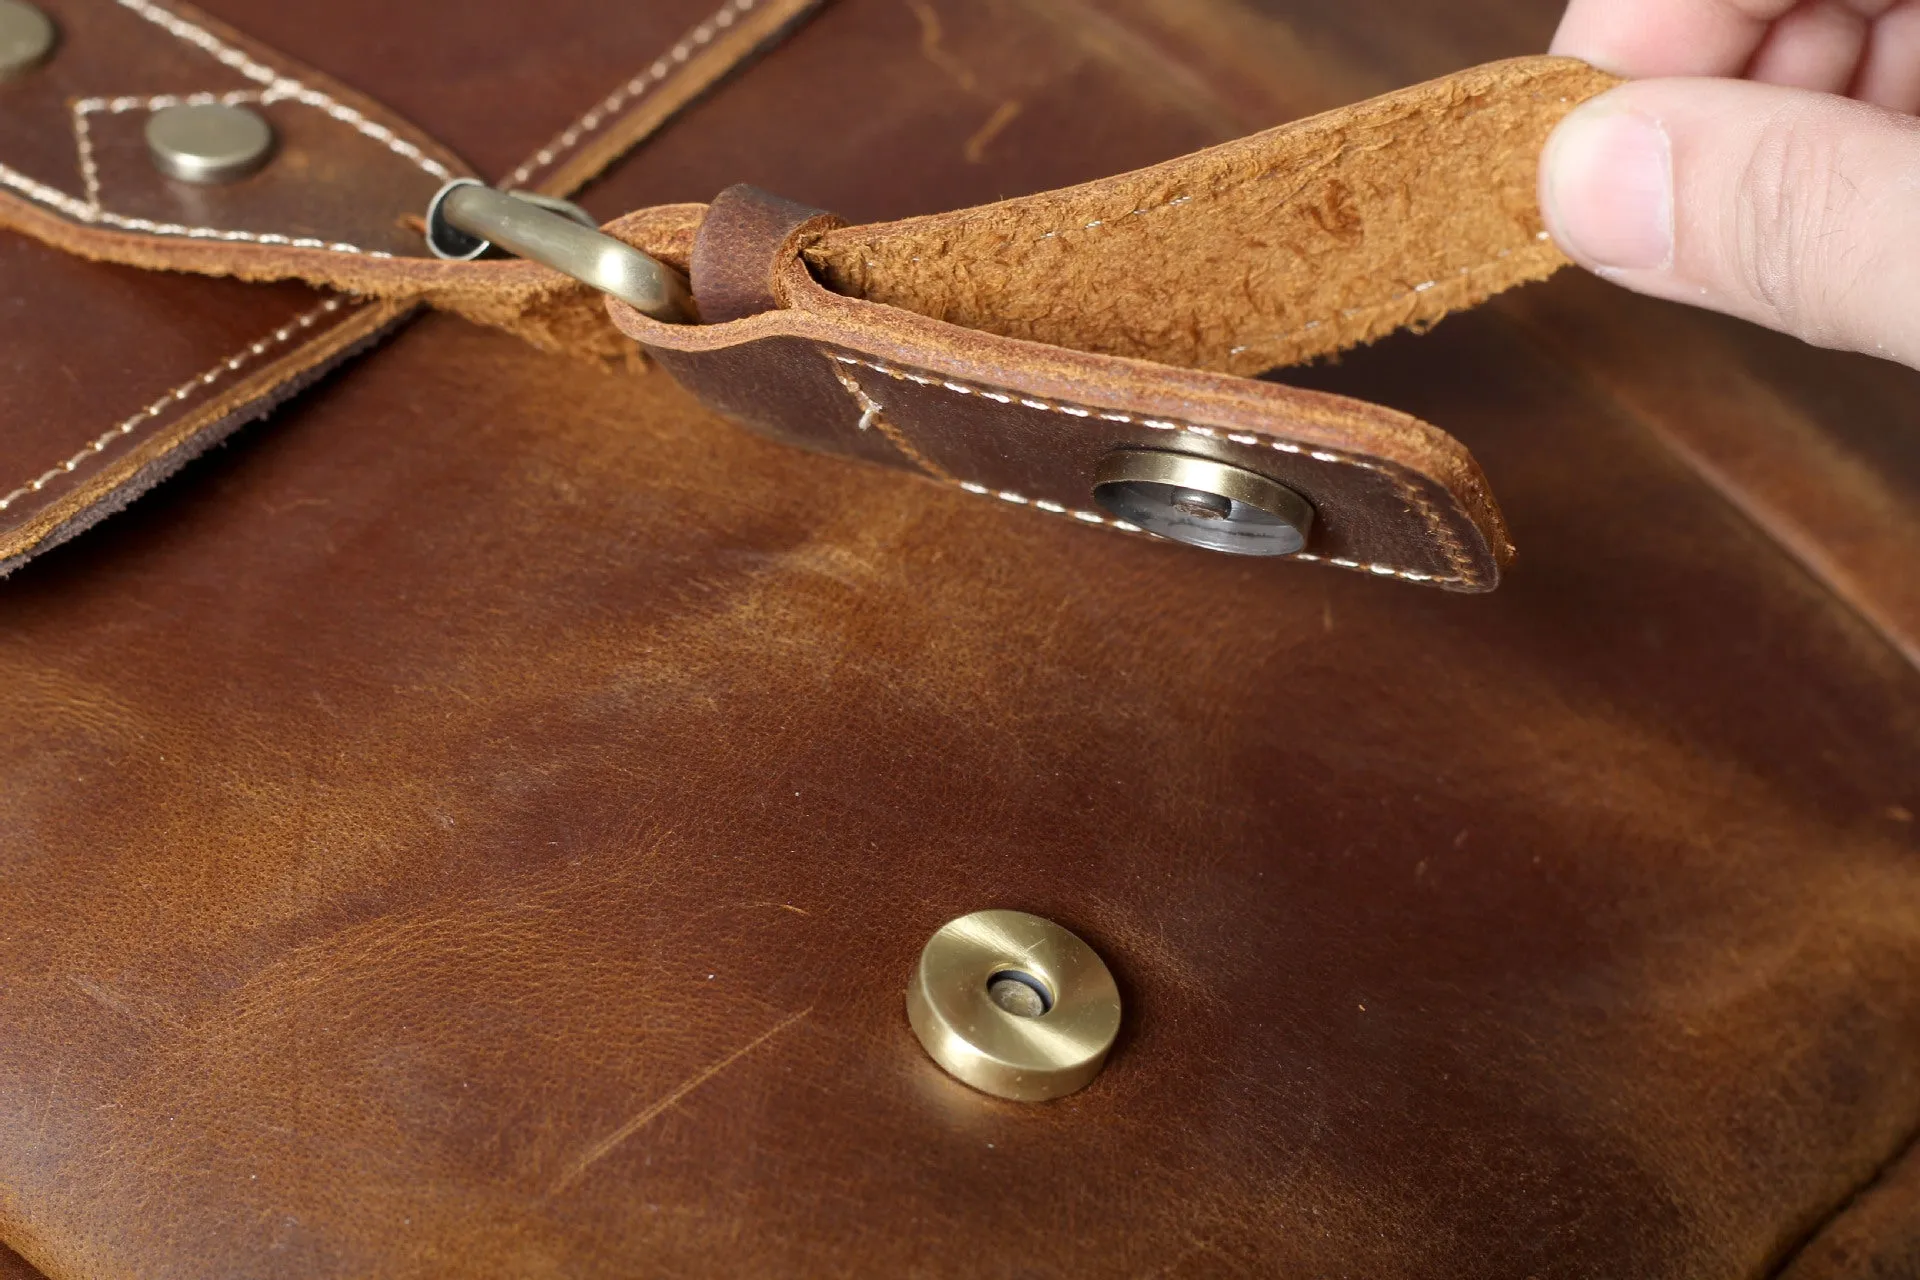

{"left": 1539, "top": 77, "right": 1920, "bottom": 367}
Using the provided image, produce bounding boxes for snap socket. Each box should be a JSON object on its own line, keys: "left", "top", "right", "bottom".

{"left": 907, "top": 909, "right": 1121, "bottom": 1102}
{"left": 145, "top": 102, "right": 274, "bottom": 184}
{"left": 1093, "top": 449, "right": 1314, "bottom": 556}
{"left": 0, "top": 0, "right": 55, "bottom": 81}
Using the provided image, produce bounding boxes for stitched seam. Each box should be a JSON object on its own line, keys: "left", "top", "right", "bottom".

{"left": 0, "top": 0, "right": 450, "bottom": 256}
{"left": 0, "top": 298, "right": 346, "bottom": 513}
{"left": 63, "top": 91, "right": 397, "bottom": 256}
{"left": 114, "top": 0, "right": 452, "bottom": 181}
{"left": 828, "top": 352, "right": 1475, "bottom": 585}
{"left": 828, "top": 364, "right": 956, "bottom": 483}
{"left": 825, "top": 356, "right": 1142, "bottom": 533}
{"left": 502, "top": 0, "right": 762, "bottom": 190}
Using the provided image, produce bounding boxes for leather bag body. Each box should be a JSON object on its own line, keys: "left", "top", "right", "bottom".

{"left": 0, "top": 1, "right": 1917, "bottom": 1277}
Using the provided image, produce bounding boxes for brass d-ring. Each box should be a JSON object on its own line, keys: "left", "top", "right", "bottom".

{"left": 907, "top": 910, "right": 1121, "bottom": 1102}
{"left": 423, "top": 179, "right": 692, "bottom": 322}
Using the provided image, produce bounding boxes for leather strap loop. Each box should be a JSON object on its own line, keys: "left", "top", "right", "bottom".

{"left": 691, "top": 184, "right": 846, "bottom": 324}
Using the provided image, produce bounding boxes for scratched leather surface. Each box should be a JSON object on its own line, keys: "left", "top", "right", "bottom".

{"left": 0, "top": 2, "right": 1918, "bottom": 1279}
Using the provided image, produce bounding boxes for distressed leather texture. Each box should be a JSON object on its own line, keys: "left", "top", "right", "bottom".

{"left": 2, "top": 3, "right": 1919, "bottom": 1280}
{"left": 3, "top": 45, "right": 1620, "bottom": 588}
{"left": 0, "top": 0, "right": 816, "bottom": 573}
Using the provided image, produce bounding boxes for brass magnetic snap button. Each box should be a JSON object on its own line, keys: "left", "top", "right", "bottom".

{"left": 0, "top": 0, "right": 55, "bottom": 81}
{"left": 145, "top": 102, "right": 275, "bottom": 184}
{"left": 1093, "top": 448, "right": 1313, "bottom": 556}
{"left": 907, "top": 910, "right": 1121, "bottom": 1102}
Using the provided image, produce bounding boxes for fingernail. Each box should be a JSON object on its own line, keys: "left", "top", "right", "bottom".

{"left": 1541, "top": 102, "right": 1674, "bottom": 271}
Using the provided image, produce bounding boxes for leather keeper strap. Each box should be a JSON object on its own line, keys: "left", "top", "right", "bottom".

{"left": 691, "top": 185, "right": 846, "bottom": 323}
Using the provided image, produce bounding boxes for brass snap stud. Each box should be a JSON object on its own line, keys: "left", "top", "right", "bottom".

{"left": 907, "top": 909, "right": 1121, "bottom": 1102}
{"left": 0, "top": 0, "right": 55, "bottom": 81}
{"left": 145, "top": 102, "right": 275, "bottom": 184}
{"left": 1093, "top": 448, "right": 1314, "bottom": 556}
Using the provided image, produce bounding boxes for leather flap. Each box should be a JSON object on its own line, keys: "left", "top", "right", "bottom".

{"left": 610, "top": 204, "right": 1510, "bottom": 591}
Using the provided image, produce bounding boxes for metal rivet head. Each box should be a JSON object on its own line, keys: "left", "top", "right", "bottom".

{"left": 1093, "top": 449, "right": 1314, "bottom": 556}
{"left": 907, "top": 910, "right": 1121, "bottom": 1102}
{"left": 145, "top": 103, "right": 275, "bottom": 184}
{"left": 0, "top": 0, "right": 56, "bottom": 81}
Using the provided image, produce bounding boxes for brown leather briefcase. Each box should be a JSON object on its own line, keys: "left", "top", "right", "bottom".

{"left": 1, "top": 1, "right": 1916, "bottom": 1276}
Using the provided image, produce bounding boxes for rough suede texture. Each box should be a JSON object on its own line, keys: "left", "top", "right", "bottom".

{"left": 810, "top": 57, "right": 1620, "bottom": 376}
{"left": 1, "top": 53, "right": 1616, "bottom": 375}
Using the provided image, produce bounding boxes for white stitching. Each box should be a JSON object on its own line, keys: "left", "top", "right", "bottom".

{"left": 0, "top": 0, "right": 451, "bottom": 256}
{"left": 1032, "top": 194, "right": 1190, "bottom": 241}
{"left": 56, "top": 91, "right": 397, "bottom": 256}
{"left": 829, "top": 352, "right": 1477, "bottom": 586}
{"left": 955, "top": 481, "right": 1139, "bottom": 533}
{"left": 76, "top": 91, "right": 273, "bottom": 210}
{"left": 502, "top": 0, "right": 763, "bottom": 190}
{"left": 0, "top": 298, "right": 346, "bottom": 514}
{"left": 112, "top": 0, "right": 452, "bottom": 181}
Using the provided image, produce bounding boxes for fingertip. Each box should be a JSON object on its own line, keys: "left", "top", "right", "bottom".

{"left": 1540, "top": 94, "right": 1676, "bottom": 273}
{"left": 1543, "top": 0, "right": 1782, "bottom": 79}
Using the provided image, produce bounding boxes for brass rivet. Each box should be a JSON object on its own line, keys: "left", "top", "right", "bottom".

{"left": 907, "top": 910, "right": 1121, "bottom": 1102}
{"left": 0, "top": 0, "right": 56, "bottom": 81}
{"left": 145, "top": 102, "right": 275, "bottom": 184}
{"left": 1093, "top": 448, "right": 1314, "bottom": 556}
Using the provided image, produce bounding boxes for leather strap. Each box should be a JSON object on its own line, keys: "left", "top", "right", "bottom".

{"left": 600, "top": 58, "right": 1624, "bottom": 592}
{"left": 0, "top": 0, "right": 820, "bottom": 576}
{"left": 0, "top": 0, "right": 823, "bottom": 282}
{"left": 613, "top": 200, "right": 1508, "bottom": 590}
{"left": 0, "top": 38, "right": 1619, "bottom": 589}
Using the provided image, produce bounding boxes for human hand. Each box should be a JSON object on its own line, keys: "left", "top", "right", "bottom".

{"left": 1541, "top": 1, "right": 1920, "bottom": 367}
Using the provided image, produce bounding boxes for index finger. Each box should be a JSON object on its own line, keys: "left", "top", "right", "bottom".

{"left": 1550, "top": 0, "right": 1799, "bottom": 76}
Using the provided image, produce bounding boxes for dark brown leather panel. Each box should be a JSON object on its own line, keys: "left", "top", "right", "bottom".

{"left": 0, "top": 300, "right": 1917, "bottom": 1278}
{"left": 1777, "top": 1134, "right": 1920, "bottom": 1280}
{"left": 585, "top": 0, "right": 1249, "bottom": 226}
{"left": 187, "top": 0, "right": 815, "bottom": 191}
{"left": 0, "top": 0, "right": 469, "bottom": 263}
{"left": 0, "top": 0, "right": 451, "bottom": 577}
{"left": 0, "top": 229, "right": 390, "bottom": 574}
